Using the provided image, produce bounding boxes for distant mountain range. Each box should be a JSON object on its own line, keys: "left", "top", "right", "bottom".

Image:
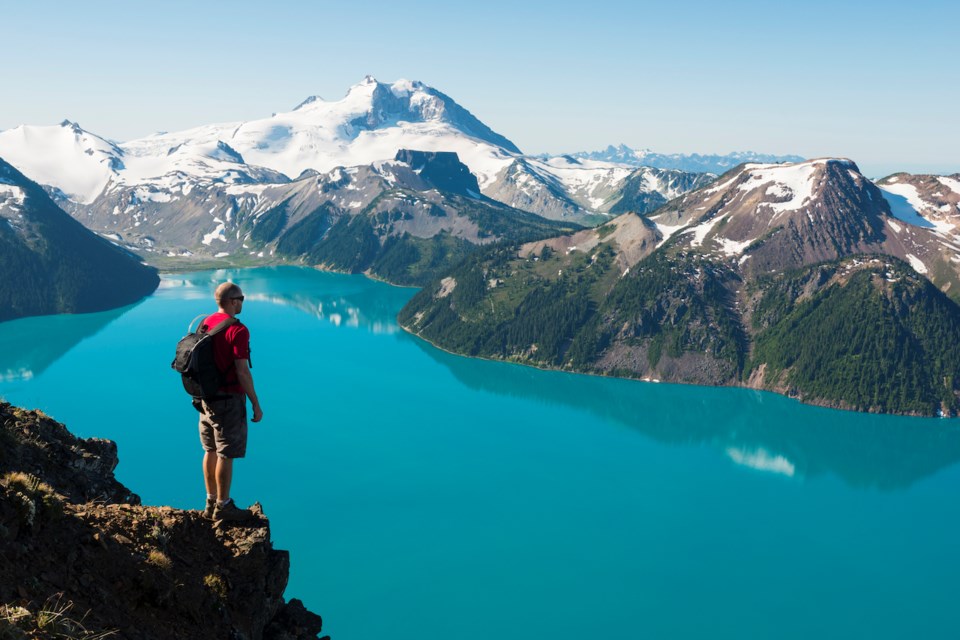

{"left": 400, "top": 158, "right": 960, "bottom": 416}
{"left": 557, "top": 144, "right": 806, "bottom": 174}
{"left": 0, "top": 77, "right": 751, "bottom": 273}
{"left": 0, "top": 158, "right": 158, "bottom": 322}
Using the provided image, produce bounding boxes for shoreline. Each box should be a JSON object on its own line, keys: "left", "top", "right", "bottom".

{"left": 397, "top": 322, "right": 953, "bottom": 420}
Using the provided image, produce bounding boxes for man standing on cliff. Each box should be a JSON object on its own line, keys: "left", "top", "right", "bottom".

{"left": 199, "top": 281, "right": 263, "bottom": 521}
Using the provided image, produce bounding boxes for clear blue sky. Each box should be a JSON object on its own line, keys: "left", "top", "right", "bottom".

{"left": 2, "top": 0, "right": 957, "bottom": 176}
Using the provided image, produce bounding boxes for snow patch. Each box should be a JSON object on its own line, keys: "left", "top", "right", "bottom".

{"left": 938, "top": 176, "right": 960, "bottom": 197}
{"left": 687, "top": 213, "right": 728, "bottom": 247}
{"left": 878, "top": 185, "right": 937, "bottom": 230}
{"left": 652, "top": 221, "right": 688, "bottom": 247}
{"left": 718, "top": 237, "right": 752, "bottom": 256}
{"left": 739, "top": 161, "right": 819, "bottom": 214}
{"left": 0, "top": 184, "right": 26, "bottom": 206}
{"left": 906, "top": 254, "right": 928, "bottom": 274}
{"left": 202, "top": 220, "right": 227, "bottom": 245}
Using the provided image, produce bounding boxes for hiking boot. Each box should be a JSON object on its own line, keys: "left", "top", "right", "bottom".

{"left": 203, "top": 498, "right": 216, "bottom": 520}
{"left": 213, "top": 500, "right": 252, "bottom": 522}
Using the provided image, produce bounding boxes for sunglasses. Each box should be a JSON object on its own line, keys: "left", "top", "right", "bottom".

{"left": 230, "top": 295, "right": 245, "bottom": 302}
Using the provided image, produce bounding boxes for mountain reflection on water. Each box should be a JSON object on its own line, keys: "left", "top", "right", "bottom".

{"left": 159, "top": 266, "right": 413, "bottom": 334}
{"left": 0, "top": 303, "right": 137, "bottom": 381}
{"left": 405, "top": 333, "right": 960, "bottom": 491}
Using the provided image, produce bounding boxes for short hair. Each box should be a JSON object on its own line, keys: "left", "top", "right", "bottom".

{"left": 215, "top": 282, "right": 242, "bottom": 306}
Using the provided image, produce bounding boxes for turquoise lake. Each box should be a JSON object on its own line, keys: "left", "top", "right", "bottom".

{"left": 2, "top": 266, "right": 959, "bottom": 639}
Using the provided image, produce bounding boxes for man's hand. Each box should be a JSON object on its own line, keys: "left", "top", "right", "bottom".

{"left": 252, "top": 404, "right": 263, "bottom": 423}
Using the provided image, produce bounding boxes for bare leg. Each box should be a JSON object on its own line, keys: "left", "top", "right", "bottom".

{"left": 203, "top": 451, "right": 217, "bottom": 496}
{"left": 215, "top": 457, "right": 234, "bottom": 503}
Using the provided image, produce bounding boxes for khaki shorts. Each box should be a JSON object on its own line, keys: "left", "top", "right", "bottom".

{"left": 198, "top": 394, "right": 248, "bottom": 459}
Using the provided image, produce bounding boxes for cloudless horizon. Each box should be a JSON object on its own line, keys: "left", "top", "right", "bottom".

{"left": 3, "top": 0, "right": 957, "bottom": 177}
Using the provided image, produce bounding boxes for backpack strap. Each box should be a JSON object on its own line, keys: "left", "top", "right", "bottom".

{"left": 203, "top": 317, "right": 243, "bottom": 384}
{"left": 200, "top": 317, "right": 238, "bottom": 336}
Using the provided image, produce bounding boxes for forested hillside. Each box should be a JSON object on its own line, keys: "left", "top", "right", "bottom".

{"left": 0, "top": 159, "right": 159, "bottom": 322}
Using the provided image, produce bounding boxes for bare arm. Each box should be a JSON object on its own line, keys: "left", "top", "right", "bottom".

{"left": 234, "top": 359, "right": 262, "bottom": 422}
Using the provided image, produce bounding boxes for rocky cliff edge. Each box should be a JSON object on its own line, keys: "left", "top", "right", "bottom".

{"left": 0, "top": 402, "right": 327, "bottom": 640}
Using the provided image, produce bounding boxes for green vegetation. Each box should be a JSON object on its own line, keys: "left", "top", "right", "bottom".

{"left": 401, "top": 240, "right": 621, "bottom": 365}
{"left": 748, "top": 259, "right": 960, "bottom": 415}
{"left": 0, "top": 161, "right": 159, "bottom": 322}
{"left": 274, "top": 205, "right": 334, "bottom": 256}
{"left": 246, "top": 198, "right": 291, "bottom": 245}
{"left": 269, "top": 188, "right": 577, "bottom": 286}
{"left": 597, "top": 251, "right": 746, "bottom": 372}
{"left": 402, "top": 244, "right": 745, "bottom": 382}
{"left": 402, "top": 242, "right": 960, "bottom": 415}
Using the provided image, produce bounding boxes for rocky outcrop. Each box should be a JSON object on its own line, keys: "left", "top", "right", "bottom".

{"left": 0, "top": 402, "right": 326, "bottom": 640}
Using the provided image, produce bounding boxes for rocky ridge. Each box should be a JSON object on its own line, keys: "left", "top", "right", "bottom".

{"left": 0, "top": 402, "right": 326, "bottom": 640}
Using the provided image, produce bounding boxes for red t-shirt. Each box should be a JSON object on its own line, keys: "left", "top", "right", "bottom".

{"left": 203, "top": 312, "right": 251, "bottom": 394}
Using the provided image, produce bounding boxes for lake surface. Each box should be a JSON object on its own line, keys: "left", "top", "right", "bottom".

{"left": 2, "top": 266, "right": 959, "bottom": 640}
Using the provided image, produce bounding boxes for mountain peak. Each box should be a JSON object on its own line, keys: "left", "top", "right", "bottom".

{"left": 292, "top": 95, "right": 322, "bottom": 110}
{"left": 346, "top": 75, "right": 381, "bottom": 95}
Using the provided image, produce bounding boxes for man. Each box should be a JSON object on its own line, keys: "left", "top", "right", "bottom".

{"left": 199, "top": 281, "right": 263, "bottom": 521}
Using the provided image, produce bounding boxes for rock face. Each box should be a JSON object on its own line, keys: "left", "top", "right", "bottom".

{"left": 0, "top": 403, "right": 327, "bottom": 640}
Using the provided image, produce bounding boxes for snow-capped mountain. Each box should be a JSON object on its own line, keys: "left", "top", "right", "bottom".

{"left": 67, "top": 148, "right": 574, "bottom": 284}
{"left": 0, "top": 79, "right": 716, "bottom": 231}
{"left": 606, "top": 166, "right": 717, "bottom": 215}
{"left": 643, "top": 159, "right": 960, "bottom": 290}
{"left": 484, "top": 155, "right": 714, "bottom": 221}
{"left": 651, "top": 158, "right": 892, "bottom": 267}
{"left": 237, "top": 150, "right": 575, "bottom": 284}
{"left": 0, "top": 121, "right": 124, "bottom": 204}
{"left": 511, "top": 158, "right": 960, "bottom": 294}
{"left": 561, "top": 144, "right": 805, "bottom": 174}
{"left": 119, "top": 76, "right": 520, "bottom": 189}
